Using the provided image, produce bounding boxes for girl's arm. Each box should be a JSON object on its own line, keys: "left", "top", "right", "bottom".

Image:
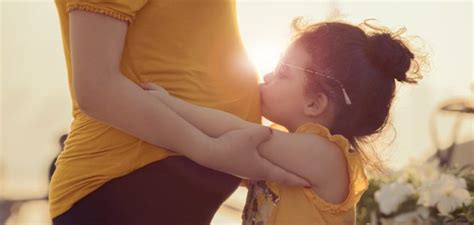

{"left": 141, "top": 83, "right": 348, "bottom": 191}
{"left": 69, "top": 10, "right": 309, "bottom": 186}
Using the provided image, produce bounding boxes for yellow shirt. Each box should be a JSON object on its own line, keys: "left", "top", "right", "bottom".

{"left": 242, "top": 123, "right": 369, "bottom": 225}
{"left": 50, "top": 0, "right": 261, "bottom": 219}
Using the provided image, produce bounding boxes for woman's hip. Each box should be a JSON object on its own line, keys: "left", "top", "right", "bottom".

{"left": 52, "top": 156, "right": 241, "bottom": 225}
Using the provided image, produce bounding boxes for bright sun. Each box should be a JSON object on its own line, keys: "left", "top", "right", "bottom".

{"left": 236, "top": 2, "right": 291, "bottom": 83}
{"left": 244, "top": 42, "right": 284, "bottom": 83}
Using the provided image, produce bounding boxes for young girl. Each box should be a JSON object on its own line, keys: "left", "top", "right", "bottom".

{"left": 140, "top": 19, "right": 423, "bottom": 225}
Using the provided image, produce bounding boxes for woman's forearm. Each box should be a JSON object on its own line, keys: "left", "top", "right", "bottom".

{"left": 77, "top": 73, "right": 216, "bottom": 162}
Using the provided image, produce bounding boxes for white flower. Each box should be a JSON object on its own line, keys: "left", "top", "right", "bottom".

{"left": 397, "top": 159, "right": 440, "bottom": 186}
{"left": 417, "top": 179, "right": 438, "bottom": 207}
{"left": 417, "top": 174, "right": 472, "bottom": 215}
{"left": 375, "top": 182, "right": 415, "bottom": 215}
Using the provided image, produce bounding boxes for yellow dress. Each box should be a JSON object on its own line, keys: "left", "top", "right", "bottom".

{"left": 50, "top": 0, "right": 260, "bottom": 219}
{"left": 242, "top": 123, "right": 369, "bottom": 225}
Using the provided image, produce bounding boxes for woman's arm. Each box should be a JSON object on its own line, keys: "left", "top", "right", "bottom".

{"left": 70, "top": 10, "right": 212, "bottom": 160}
{"left": 141, "top": 83, "right": 347, "bottom": 189}
{"left": 69, "top": 10, "right": 309, "bottom": 186}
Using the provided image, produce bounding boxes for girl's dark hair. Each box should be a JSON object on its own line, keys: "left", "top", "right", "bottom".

{"left": 291, "top": 18, "right": 426, "bottom": 173}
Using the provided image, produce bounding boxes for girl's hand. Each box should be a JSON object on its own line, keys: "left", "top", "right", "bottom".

{"left": 140, "top": 82, "right": 169, "bottom": 98}
{"left": 203, "top": 126, "right": 310, "bottom": 187}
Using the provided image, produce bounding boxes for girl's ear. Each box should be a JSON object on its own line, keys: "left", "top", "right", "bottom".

{"left": 303, "top": 92, "right": 329, "bottom": 117}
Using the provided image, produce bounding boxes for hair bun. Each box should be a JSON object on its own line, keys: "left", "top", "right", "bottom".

{"left": 366, "top": 33, "right": 414, "bottom": 82}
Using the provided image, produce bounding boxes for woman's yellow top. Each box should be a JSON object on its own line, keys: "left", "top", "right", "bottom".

{"left": 50, "top": 0, "right": 261, "bottom": 219}
{"left": 242, "top": 123, "right": 369, "bottom": 225}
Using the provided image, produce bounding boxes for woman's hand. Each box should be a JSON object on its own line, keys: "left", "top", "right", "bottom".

{"left": 203, "top": 126, "right": 311, "bottom": 187}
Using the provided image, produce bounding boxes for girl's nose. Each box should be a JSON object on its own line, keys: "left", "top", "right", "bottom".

{"left": 263, "top": 72, "right": 273, "bottom": 84}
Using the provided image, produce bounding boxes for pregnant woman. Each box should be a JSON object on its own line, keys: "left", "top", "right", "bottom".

{"left": 50, "top": 0, "right": 310, "bottom": 225}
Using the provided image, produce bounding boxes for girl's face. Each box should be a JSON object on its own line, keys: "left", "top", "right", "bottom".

{"left": 259, "top": 44, "right": 312, "bottom": 128}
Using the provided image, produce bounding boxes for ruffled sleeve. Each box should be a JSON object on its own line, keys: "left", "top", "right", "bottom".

{"left": 296, "top": 123, "right": 369, "bottom": 213}
{"left": 65, "top": 0, "right": 149, "bottom": 23}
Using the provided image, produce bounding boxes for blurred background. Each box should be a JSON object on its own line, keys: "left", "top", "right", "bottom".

{"left": 1, "top": 0, "right": 472, "bottom": 224}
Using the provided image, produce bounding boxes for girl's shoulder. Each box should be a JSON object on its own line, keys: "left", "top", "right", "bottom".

{"left": 295, "top": 122, "right": 369, "bottom": 213}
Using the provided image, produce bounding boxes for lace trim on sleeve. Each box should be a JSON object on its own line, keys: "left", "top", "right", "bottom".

{"left": 67, "top": 2, "right": 133, "bottom": 23}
